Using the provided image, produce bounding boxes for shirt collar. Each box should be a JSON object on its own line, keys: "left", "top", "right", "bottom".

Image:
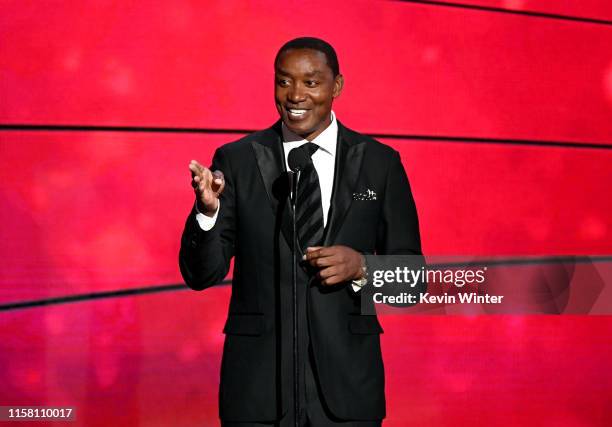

{"left": 281, "top": 111, "right": 338, "bottom": 157}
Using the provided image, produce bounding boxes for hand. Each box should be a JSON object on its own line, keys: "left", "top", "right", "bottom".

{"left": 189, "top": 160, "right": 225, "bottom": 217}
{"left": 303, "top": 246, "right": 365, "bottom": 286}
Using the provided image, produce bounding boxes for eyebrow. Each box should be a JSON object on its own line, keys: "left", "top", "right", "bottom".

{"left": 275, "top": 68, "right": 323, "bottom": 78}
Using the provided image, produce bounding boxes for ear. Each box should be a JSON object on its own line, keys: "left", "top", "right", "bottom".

{"left": 332, "top": 74, "right": 344, "bottom": 98}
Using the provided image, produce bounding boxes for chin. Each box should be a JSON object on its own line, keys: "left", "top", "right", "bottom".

{"left": 284, "top": 121, "right": 312, "bottom": 137}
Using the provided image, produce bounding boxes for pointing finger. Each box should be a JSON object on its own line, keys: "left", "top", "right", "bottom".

{"left": 189, "top": 160, "right": 207, "bottom": 176}
{"left": 189, "top": 162, "right": 203, "bottom": 177}
{"left": 303, "top": 246, "right": 323, "bottom": 261}
{"left": 305, "top": 246, "right": 335, "bottom": 261}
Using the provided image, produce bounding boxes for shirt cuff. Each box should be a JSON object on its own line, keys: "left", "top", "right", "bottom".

{"left": 351, "top": 281, "right": 363, "bottom": 292}
{"left": 195, "top": 201, "right": 220, "bottom": 231}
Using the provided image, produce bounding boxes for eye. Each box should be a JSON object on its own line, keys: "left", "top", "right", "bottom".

{"left": 305, "top": 80, "right": 318, "bottom": 87}
{"left": 276, "top": 79, "right": 290, "bottom": 87}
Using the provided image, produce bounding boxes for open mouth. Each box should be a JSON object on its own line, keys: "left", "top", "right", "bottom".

{"left": 286, "top": 108, "right": 309, "bottom": 119}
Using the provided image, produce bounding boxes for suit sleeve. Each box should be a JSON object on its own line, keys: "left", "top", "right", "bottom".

{"left": 372, "top": 150, "right": 426, "bottom": 306}
{"left": 179, "top": 148, "right": 235, "bottom": 290}
{"left": 376, "top": 150, "right": 421, "bottom": 255}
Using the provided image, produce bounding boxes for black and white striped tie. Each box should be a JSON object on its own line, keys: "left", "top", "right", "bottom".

{"left": 291, "top": 143, "right": 324, "bottom": 253}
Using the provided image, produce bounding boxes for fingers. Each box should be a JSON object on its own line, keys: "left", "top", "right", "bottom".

{"left": 309, "top": 253, "right": 338, "bottom": 268}
{"left": 304, "top": 246, "right": 341, "bottom": 268}
{"left": 189, "top": 160, "right": 213, "bottom": 191}
{"left": 189, "top": 160, "right": 205, "bottom": 177}
{"left": 306, "top": 246, "right": 342, "bottom": 285}
{"left": 211, "top": 170, "right": 225, "bottom": 195}
{"left": 318, "top": 265, "right": 336, "bottom": 279}
{"left": 193, "top": 171, "right": 213, "bottom": 194}
{"left": 318, "top": 267, "right": 341, "bottom": 286}
{"left": 189, "top": 162, "right": 225, "bottom": 194}
{"left": 189, "top": 160, "right": 210, "bottom": 182}
{"left": 188, "top": 161, "right": 224, "bottom": 214}
{"left": 303, "top": 246, "right": 331, "bottom": 261}
{"left": 304, "top": 245, "right": 362, "bottom": 286}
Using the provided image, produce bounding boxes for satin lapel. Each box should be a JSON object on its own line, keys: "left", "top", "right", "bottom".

{"left": 323, "top": 122, "right": 366, "bottom": 246}
{"left": 251, "top": 121, "right": 294, "bottom": 250}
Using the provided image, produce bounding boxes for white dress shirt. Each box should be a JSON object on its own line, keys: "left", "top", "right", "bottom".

{"left": 279, "top": 110, "right": 337, "bottom": 227}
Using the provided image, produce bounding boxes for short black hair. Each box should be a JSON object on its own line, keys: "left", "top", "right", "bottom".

{"left": 275, "top": 37, "right": 340, "bottom": 77}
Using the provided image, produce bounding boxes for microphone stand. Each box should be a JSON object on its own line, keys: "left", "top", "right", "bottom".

{"left": 288, "top": 169, "right": 301, "bottom": 427}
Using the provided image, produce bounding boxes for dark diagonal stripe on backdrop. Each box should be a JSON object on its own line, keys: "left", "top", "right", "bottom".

{"left": 1, "top": 257, "right": 611, "bottom": 312}
{"left": 2, "top": 124, "right": 612, "bottom": 150}
{"left": 371, "top": 134, "right": 612, "bottom": 151}
{"left": 0, "top": 281, "right": 230, "bottom": 312}
{"left": 393, "top": 0, "right": 612, "bottom": 26}
{"left": 0, "top": 123, "right": 252, "bottom": 135}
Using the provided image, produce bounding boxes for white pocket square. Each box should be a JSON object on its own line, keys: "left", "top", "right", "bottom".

{"left": 352, "top": 189, "right": 377, "bottom": 201}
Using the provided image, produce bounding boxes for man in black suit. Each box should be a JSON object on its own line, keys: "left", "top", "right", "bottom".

{"left": 180, "top": 37, "right": 421, "bottom": 426}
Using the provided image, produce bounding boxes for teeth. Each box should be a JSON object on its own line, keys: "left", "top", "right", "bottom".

{"left": 288, "top": 109, "right": 306, "bottom": 115}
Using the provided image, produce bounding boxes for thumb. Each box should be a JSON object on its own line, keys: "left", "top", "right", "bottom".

{"left": 211, "top": 170, "right": 225, "bottom": 194}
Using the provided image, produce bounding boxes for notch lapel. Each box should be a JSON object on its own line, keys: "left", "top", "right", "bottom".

{"left": 251, "top": 121, "right": 295, "bottom": 250}
{"left": 323, "top": 121, "right": 367, "bottom": 246}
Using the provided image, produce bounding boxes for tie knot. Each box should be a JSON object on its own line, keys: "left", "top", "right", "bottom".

{"left": 287, "top": 143, "right": 320, "bottom": 172}
{"left": 303, "top": 142, "right": 319, "bottom": 157}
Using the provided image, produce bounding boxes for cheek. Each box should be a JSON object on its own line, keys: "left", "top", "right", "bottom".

{"left": 274, "top": 88, "right": 285, "bottom": 102}
{"left": 311, "top": 97, "right": 333, "bottom": 115}
{"left": 311, "top": 88, "right": 333, "bottom": 106}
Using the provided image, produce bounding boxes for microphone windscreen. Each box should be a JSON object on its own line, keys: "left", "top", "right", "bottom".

{"left": 288, "top": 147, "right": 311, "bottom": 172}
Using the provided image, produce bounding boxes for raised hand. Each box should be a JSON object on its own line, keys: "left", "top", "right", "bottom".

{"left": 189, "top": 160, "right": 225, "bottom": 217}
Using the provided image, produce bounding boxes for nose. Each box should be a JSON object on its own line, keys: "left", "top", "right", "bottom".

{"left": 288, "top": 83, "right": 306, "bottom": 104}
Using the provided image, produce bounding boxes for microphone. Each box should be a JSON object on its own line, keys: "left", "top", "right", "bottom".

{"left": 286, "top": 145, "right": 311, "bottom": 427}
{"left": 287, "top": 147, "right": 311, "bottom": 207}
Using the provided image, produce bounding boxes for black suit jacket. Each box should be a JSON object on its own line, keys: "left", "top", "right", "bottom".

{"left": 179, "top": 120, "right": 421, "bottom": 422}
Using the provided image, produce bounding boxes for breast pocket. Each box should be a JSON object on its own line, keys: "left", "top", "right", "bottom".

{"left": 351, "top": 200, "right": 381, "bottom": 220}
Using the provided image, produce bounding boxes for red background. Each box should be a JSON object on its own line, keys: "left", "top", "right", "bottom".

{"left": 1, "top": 1, "right": 611, "bottom": 425}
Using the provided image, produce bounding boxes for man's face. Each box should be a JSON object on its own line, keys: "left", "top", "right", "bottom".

{"left": 275, "top": 48, "right": 343, "bottom": 141}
